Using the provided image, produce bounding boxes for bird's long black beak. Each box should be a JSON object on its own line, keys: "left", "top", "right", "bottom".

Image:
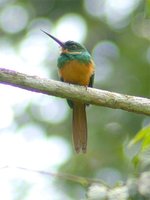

{"left": 41, "top": 29, "right": 65, "bottom": 48}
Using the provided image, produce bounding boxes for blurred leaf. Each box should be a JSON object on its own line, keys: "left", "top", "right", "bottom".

{"left": 132, "top": 155, "right": 140, "bottom": 169}
{"left": 129, "top": 126, "right": 150, "bottom": 150}
{"left": 145, "top": 0, "right": 150, "bottom": 18}
{"left": 129, "top": 126, "right": 150, "bottom": 170}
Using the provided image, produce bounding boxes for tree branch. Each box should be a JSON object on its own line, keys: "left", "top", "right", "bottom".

{"left": 1, "top": 165, "right": 109, "bottom": 187}
{"left": 0, "top": 68, "right": 150, "bottom": 116}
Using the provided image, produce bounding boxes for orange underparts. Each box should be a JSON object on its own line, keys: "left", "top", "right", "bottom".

{"left": 58, "top": 59, "right": 94, "bottom": 86}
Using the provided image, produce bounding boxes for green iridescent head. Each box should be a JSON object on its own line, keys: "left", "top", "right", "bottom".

{"left": 41, "top": 30, "right": 86, "bottom": 52}
{"left": 63, "top": 41, "right": 86, "bottom": 52}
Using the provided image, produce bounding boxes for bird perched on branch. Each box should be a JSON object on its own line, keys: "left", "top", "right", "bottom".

{"left": 42, "top": 30, "right": 95, "bottom": 153}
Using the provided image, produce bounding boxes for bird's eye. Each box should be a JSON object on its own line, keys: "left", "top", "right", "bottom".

{"left": 72, "top": 44, "right": 77, "bottom": 48}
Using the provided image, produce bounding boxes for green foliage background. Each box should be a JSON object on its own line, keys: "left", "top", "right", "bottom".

{"left": 0, "top": 0, "right": 150, "bottom": 199}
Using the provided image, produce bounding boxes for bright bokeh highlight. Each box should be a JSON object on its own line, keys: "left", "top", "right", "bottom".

{"left": 92, "top": 40, "right": 120, "bottom": 82}
{"left": 0, "top": 4, "right": 29, "bottom": 33}
{"left": 84, "top": 0, "right": 142, "bottom": 28}
{"left": 55, "top": 14, "right": 87, "bottom": 42}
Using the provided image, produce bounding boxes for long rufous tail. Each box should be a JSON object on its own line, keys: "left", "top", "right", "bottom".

{"left": 72, "top": 102, "right": 87, "bottom": 153}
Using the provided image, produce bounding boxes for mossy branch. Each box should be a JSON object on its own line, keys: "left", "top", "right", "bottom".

{"left": 0, "top": 68, "right": 150, "bottom": 116}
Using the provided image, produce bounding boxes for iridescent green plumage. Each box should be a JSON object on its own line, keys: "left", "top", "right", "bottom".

{"left": 58, "top": 49, "right": 92, "bottom": 69}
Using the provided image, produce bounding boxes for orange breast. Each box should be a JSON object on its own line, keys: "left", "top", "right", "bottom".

{"left": 58, "top": 60, "right": 94, "bottom": 86}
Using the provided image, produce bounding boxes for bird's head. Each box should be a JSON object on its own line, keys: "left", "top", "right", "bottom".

{"left": 41, "top": 30, "right": 86, "bottom": 54}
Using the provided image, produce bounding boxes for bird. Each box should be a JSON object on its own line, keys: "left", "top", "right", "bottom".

{"left": 42, "top": 30, "right": 95, "bottom": 153}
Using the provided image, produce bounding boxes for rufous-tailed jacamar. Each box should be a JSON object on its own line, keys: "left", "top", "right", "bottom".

{"left": 42, "top": 30, "right": 95, "bottom": 153}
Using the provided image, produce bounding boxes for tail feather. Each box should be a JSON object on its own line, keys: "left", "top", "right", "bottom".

{"left": 72, "top": 102, "right": 87, "bottom": 153}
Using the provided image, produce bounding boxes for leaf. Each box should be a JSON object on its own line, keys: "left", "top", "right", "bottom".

{"left": 142, "top": 133, "right": 150, "bottom": 151}
{"left": 132, "top": 154, "right": 140, "bottom": 168}
{"left": 129, "top": 126, "right": 150, "bottom": 169}
{"left": 129, "top": 126, "right": 150, "bottom": 147}
{"left": 145, "top": 0, "right": 150, "bottom": 18}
